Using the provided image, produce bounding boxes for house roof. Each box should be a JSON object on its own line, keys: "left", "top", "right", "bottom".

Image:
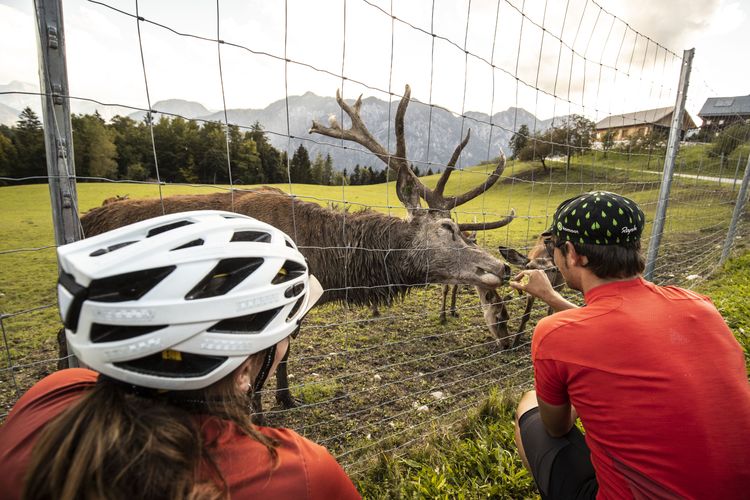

{"left": 698, "top": 95, "right": 750, "bottom": 117}
{"left": 595, "top": 107, "right": 673, "bottom": 130}
{"left": 595, "top": 106, "right": 697, "bottom": 131}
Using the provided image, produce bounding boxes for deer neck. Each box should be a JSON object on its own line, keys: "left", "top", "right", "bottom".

{"left": 282, "top": 202, "right": 423, "bottom": 306}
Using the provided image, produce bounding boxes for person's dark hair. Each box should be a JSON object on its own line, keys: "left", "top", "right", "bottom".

{"left": 22, "top": 353, "right": 277, "bottom": 500}
{"left": 558, "top": 237, "right": 645, "bottom": 279}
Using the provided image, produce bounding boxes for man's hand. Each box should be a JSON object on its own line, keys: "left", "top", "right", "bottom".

{"left": 510, "top": 270, "right": 554, "bottom": 300}
{"left": 509, "top": 270, "right": 578, "bottom": 313}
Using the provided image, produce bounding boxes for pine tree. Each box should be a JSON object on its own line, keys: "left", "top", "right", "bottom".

{"left": 310, "top": 153, "right": 325, "bottom": 185}
{"left": 14, "top": 107, "right": 46, "bottom": 181}
{"left": 290, "top": 144, "right": 312, "bottom": 183}
{"left": 250, "top": 122, "right": 284, "bottom": 183}
{"left": 350, "top": 164, "right": 361, "bottom": 185}
{"left": 322, "top": 153, "right": 334, "bottom": 185}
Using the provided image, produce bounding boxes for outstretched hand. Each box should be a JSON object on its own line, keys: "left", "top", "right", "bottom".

{"left": 509, "top": 270, "right": 555, "bottom": 300}
{"left": 509, "top": 270, "right": 579, "bottom": 313}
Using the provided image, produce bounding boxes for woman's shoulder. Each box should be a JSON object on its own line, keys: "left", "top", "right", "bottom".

{"left": 11, "top": 368, "right": 97, "bottom": 414}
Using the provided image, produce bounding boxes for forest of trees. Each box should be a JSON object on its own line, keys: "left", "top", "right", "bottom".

{"left": 0, "top": 108, "right": 414, "bottom": 187}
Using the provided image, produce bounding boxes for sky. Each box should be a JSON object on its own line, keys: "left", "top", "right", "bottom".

{"left": 1, "top": 0, "right": 748, "bottom": 125}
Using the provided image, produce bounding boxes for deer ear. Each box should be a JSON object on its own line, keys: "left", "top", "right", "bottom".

{"left": 498, "top": 246, "right": 529, "bottom": 266}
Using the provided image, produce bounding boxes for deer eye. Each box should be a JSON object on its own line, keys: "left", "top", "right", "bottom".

{"left": 441, "top": 223, "right": 457, "bottom": 240}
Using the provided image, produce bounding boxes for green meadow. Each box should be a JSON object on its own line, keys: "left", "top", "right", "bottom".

{"left": 1, "top": 155, "right": 748, "bottom": 497}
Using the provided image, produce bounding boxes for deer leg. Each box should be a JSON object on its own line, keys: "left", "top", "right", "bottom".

{"left": 56, "top": 327, "right": 68, "bottom": 371}
{"left": 251, "top": 391, "right": 265, "bottom": 425}
{"left": 513, "top": 296, "right": 536, "bottom": 348}
{"left": 275, "top": 343, "right": 299, "bottom": 409}
{"left": 450, "top": 285, "right": 459, "bottom": 317}
{"left": 440, "top": 285, "right": 449, "bottom": 324}
{"left": 371, "top": 303, "right": 380, "bottom": 317}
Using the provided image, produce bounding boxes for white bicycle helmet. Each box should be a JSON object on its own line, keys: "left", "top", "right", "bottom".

{"left": 57, "top": 210, "right": 322, "bottom": 391}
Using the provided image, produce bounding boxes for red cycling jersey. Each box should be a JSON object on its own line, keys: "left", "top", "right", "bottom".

{"left": 533, "top": 278, "right": 750, "bottom": 499}
{"left": 0, "top": 368, "right": 360, "bottom": 500}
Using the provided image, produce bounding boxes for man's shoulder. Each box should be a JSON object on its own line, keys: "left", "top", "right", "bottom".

{"left": 649, "top": 282, "right": 711, "bottom": 302}
{"left": 535, "top": 302, "right": 612, "bottom": 337}
{"left": 532, "top": 308, "right": 592, "bottom": 357}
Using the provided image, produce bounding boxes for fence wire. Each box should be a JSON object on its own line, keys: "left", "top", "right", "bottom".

{"left": 1, "top": 0, "right": 749, "bottom": 477}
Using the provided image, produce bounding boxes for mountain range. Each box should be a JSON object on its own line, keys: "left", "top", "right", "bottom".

{"left": 127, "top": 93, "right": 559, "bottom": 171}
{"left": 2, "top": 81, "right": 559, "bottom": 171}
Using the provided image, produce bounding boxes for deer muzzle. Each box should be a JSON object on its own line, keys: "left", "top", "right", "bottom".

{"left": 475, "top": 261, "right": 511, "bottom": 287}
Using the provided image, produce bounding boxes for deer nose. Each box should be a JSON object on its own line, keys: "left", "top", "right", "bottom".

{"left": 503, "top": 263, "right": 511, "bottom": 280}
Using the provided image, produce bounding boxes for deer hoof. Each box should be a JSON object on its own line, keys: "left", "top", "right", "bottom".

{"left": 450, "top": 311, "right": 459, "bottom": 318}
{"left": 439, "top": 315, "right": 447, "bottom": 325}
{"left": 277, "top": 394, "right": 303, "bottom": 409}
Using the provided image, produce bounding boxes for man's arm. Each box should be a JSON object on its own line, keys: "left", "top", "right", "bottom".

{"left": 509, "top": 270, "right": 578, "bottom": 313}
{"left": 537, "top": 396, "right": 577, "bottom": 438}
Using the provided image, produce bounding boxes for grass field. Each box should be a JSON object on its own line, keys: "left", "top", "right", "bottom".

{"left": 1, "top": 154, "right": 748, "bottom": 497}
{"left": 569, "top": 143, "right": 750, "bottom": 179}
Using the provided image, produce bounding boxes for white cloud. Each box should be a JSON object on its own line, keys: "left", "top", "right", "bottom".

{"left": 0, "top": 4, "right": 38, "bottom": 87}
{"left": 1, "top": 0, "right": 747, "bottom": 124}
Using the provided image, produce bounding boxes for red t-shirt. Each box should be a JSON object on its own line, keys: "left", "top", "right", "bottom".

{"left": 0, "top": 369, "right": 360, "bottom": 500}
{"left": 532, "top": 278, "right": 750, "bottom": 499}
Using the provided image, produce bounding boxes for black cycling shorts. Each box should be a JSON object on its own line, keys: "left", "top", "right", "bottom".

{"left": 518, "top": 407, "right": 598, "bottom": 500}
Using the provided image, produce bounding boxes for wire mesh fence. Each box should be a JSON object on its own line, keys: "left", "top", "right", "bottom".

{"left": 1, "top": 0, "right": 749, "bottom": 476}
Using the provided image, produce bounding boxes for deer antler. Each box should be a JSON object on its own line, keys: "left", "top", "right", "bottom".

{"left": 309, "top": 85, "right": 514, "bottom": 227}
{"left": 433, "top": 129, "right": 471, "bottom": 197}
{"left": 457, "top": 208, "right": 516, "bottom": 231}
{"left": 424, "top": 151, "right": 510, "bottom": 215}
{"left": 310, "top": 86, "right": 422, "bottom": 211}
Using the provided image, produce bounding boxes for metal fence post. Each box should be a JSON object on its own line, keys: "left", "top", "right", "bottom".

{"left": 644, "top": 48, "right": 694, "bottom": 281}
{"left": 720, "top": 155, "right": 750, "bottom": 265}
{"left": 35, "top": 0, "right": 81, "bottom": 368}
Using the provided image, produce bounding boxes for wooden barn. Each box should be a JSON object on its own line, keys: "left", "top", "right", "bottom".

{"left": 595, "top": 106, "right": 696, "bottom": 142}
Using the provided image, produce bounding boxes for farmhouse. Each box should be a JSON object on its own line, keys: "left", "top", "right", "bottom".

{"left": 698, "top": 94, "right": 750, "bottom": 133}
{"left": 594, "top": 106, "right": 696, "bottom": 141}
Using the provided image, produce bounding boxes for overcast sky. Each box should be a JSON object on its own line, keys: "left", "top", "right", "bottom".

{"left": 1, "top": 0, "right": 747, "bottom": 125}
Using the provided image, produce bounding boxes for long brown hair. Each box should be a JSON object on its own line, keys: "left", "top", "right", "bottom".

{"left": 22, "top": 354, "right": 277, "bottom": 500}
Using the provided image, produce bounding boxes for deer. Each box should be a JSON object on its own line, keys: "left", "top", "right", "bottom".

{"left": 75, "top": 85, "right": 516, "bottom": 415}
{"left": 498, "top": 235, "right": 564, "bottom": 347}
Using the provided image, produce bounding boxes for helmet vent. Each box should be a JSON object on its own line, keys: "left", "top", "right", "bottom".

{"left": 90, "top": 241, "right": 137, "bottom": 257}
{"left": 286, "top": 296, "right": 305, "bottom": 322}
{"left": 285, "top": 239, "right": 295, "bottom": 248}
{"left": 90, "top": 323, "right": 168, "bottom": 343}
{"left": 272, "top": 260, "right": 307, "bottom": 285}
{"left": 171, "top": 239, "right": 204, "bottom": 251}
{"left": 186, "top": 258, "right": 264, "bottom": 300}
{"left": 115, "top": 351, "right": 227, "bottom": 378}
{"left": 88, "top": 266, "right": 176, "bottom": 302}
{"left": 147, "top": 220, "right": 194, "bottom": 238}
{"left": 208, "top": 307, "right": 281, "bottom": 334}
{"left": 230, "top": 231, "right": 272, "bottom": 243}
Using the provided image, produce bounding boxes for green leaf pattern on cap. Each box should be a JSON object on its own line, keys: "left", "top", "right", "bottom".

{"left": 549, "top": 191, "right": 644, "bottom": 246}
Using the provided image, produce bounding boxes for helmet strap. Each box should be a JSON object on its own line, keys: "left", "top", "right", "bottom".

{"left": 252, "top": 344, "right": 277, "bottom": 394}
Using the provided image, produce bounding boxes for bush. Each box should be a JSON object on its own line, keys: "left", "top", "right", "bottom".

{"left": 125, "top": 162, "right": 149, "bottom": 181}
{"left": 710, "top": 122, "right": 750, "bottom": 158}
